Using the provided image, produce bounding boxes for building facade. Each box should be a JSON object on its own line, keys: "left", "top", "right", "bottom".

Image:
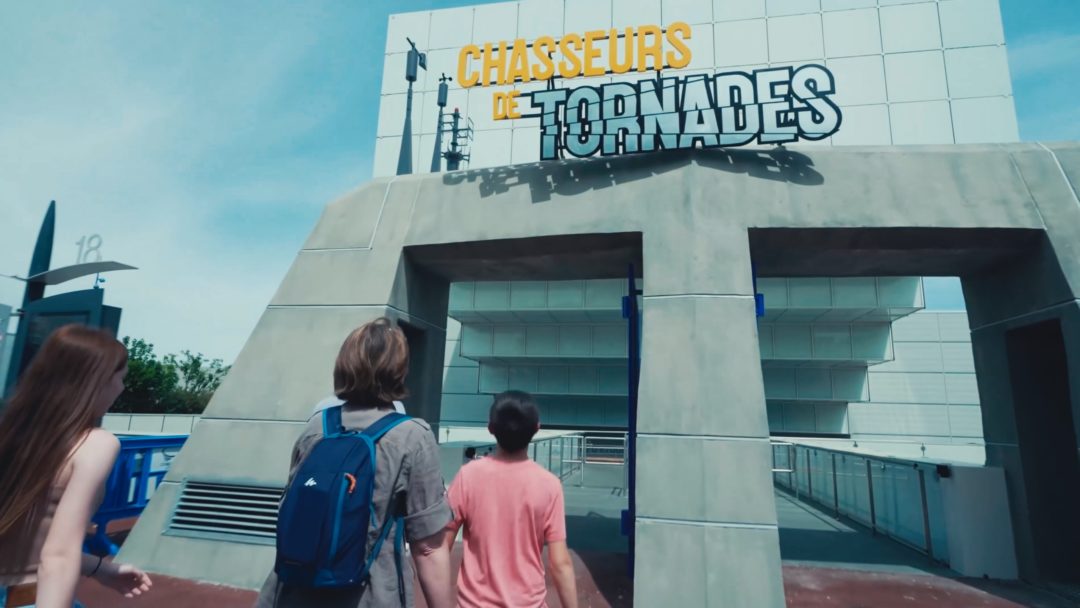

{"left": 379, "top": 0, "right": 1006, "bottom": 458}
{"left": 375, "top": 0, "right": 1017, "bottom": 176}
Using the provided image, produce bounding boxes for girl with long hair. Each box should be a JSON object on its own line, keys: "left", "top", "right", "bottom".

{"left": 0, "top": 324, "right": 152, "bottom": 607}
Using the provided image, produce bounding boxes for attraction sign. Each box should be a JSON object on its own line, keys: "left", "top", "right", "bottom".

{"left": 456, "top": 23, "right": 841, "bottom": 160}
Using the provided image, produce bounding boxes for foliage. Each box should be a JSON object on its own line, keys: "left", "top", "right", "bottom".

{"left": 110, "top": 337, "right": 229, "bottom": 414}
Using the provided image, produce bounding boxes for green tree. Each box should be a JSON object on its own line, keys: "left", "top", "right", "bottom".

{"left": 112, "top": 338, "right": 178, "bottom": 413}
{"left": 165, "top": 351, "right": 229, "bottom": 414}
{"left": 111, "top": 338, "right": 229, "bottom": 415}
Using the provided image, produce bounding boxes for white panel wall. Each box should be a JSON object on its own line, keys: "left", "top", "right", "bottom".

{"left": 442, "top": 281, "right": 631, "bottom": 429}
{"left": 849, "top": 311, "right": 983, "bottom": 442}
{"left": 444, "top": 286, "right": 984, "bottom": 444}
{"left": 376, "top": 0, "right": 1018, "bottom": 176}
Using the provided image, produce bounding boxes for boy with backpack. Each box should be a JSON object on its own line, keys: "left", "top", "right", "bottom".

{"left": 255, "top": 318, "right": 453, "bottom": 608}
{"left": 445, "top": 391, "right": 578, "bottom": 608}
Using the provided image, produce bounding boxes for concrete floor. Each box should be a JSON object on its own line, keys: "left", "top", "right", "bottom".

{"left": 75, "top": 548, "right": 1073, "bottom": 608}
{"left": 773, "top": 489, "right": 949, "bottom": 575}
{"left": 73, "top": 471, "right": 1075, "bottom": 606}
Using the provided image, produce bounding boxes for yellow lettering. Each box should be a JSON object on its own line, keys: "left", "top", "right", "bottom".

{"left": 558, "top": 33, "right": 584, "bottom": 79}
{"left": 492, "top": 90, "right": 523, "bottom": 120}
{"left": 665, "top": 22, "right": 692, "bottom": 69}
{"left": 493, "top": 91, "right": 508, "bottom": 119}
{"left": 637, "top": 25, "right": 663, "bottom": 71}
{"left": 505, "top": 38, "right": 532, "bottom": 83}
{"left": 482, "top": 41, "right": 508, "bottom": 86}
{"left": 609, "top": 28, "right": 635, "bottom": 74}
{"left": 583, "top": 30, "right": 607, "bottom": 77}
{"left": 457, "top": 45, "right": 481, "bottom": 88}
{"left": 506, "top": 90, "right": 522, "bottom": 118}
{"left": 531, "top": 36, "right": 556, "bottom": 80}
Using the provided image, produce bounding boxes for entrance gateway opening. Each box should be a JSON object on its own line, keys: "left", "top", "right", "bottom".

{"left": 423, "top": 225, "right": 1080, "bottom": 589}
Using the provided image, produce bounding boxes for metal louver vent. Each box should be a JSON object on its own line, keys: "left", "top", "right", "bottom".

{"left": 166, "top": 482, "right": 282, "bottom": 545}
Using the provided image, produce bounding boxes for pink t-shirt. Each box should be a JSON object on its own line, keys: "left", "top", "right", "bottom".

{"left": 447, "top": 456, "right": 567, "bottom": 608}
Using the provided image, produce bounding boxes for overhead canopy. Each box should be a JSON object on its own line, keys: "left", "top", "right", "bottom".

{"left": 26, "top": 261, "right": 137, "bottom": 286}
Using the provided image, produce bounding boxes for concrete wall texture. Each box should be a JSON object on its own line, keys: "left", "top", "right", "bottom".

{"left": 117, "top": 142, "right": 1080, "bottom": 604}
{"left": 375, "top": 0, "right": 1017, "bottom": 176}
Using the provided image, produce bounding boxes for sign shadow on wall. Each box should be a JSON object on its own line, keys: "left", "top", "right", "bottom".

{"left": 441, "top": 146, "right": 824, "bottom": 204}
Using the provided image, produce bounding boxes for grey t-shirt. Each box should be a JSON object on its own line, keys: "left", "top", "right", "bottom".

{"left": 255, "top": 405, "right": 451, "bottom": 608}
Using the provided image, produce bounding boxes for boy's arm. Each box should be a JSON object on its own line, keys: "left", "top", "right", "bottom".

{"left": 443, "top": 463, "right": 466, "bottom": 553}
{"left": 543, "top": 480, "right": 576, "bottom": 608}
{"left": 443, "top": 523, "right": 459, "bottom": 552}
{"left": 547, "top": 540, "right": 578, "bottom": 608}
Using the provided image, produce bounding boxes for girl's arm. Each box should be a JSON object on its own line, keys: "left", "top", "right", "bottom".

{"left": 412, "top": 532, "right": 454, "bottom": 608}
{"left": 35, "top": 429, "right": 119, "bottom": 608}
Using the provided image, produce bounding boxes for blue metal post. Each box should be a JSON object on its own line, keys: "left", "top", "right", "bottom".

{"left": 622, "top": 265, "right": 642, "bottom": 578}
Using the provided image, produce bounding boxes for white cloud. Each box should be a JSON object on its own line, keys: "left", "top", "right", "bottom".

{"left": 0, "top": 3, "right": 375, "bottom": 363}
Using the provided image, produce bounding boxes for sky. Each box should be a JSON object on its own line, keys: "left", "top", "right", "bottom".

{"left": 0, "top": 0, "right": 1076, "bottom": 363}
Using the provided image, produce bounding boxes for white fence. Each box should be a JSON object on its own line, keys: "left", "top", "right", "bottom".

{"left": 102, "top": 414, "right": 200, "bottom": 435}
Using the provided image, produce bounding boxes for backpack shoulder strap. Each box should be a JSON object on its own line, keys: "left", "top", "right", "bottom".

{"left": 394, "top": 515, "right": 406, "bottom": 606}
{"left": 321, "top": 405, "right": 345, "bottom": 438}
{"left": 361, "top": 412, "right": 411, "bottom": 443}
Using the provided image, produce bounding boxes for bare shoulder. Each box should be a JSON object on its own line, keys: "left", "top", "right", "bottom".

{"left": 72, "top": 429, "right": 120, "bottom": 468}
{"left": 82, "top": 428, "right": 120, "bottom": 451}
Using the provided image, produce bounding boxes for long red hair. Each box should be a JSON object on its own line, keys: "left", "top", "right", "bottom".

{"left": 0, "top": 324, "right": 127, "bottom": 536}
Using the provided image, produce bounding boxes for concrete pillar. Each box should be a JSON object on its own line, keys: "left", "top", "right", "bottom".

{"left": 632, "top": 228, "right": 785, "bottom": 606}
{"left": 962, "top": 143, "right": 1080, "bottom": 583}
{"left": 119, "top": 177, "right": 450, "bottom": 588}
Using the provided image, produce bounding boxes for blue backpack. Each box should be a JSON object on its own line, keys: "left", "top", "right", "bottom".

{"left": 275, "top": 406, "right": 411, "bottom": 597}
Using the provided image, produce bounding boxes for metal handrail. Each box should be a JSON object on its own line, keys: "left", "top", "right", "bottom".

{"left": 770, "top": 440, "right": 796, "bottom": 473}
{"left": 772, "top": 441, "right": 949, "bottom": 563}
{"left": 530, "top": 431, "right": 628, "bottom": 490}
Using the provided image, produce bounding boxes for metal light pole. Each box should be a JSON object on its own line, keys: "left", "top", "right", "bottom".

{"left": 396, "top": 37, "right": 427, "bottom": 176}
{"left": 430, "top": 73, "right": 451, "bottom": 172}
{"left": 442, "top": 108, "right": 474, "bottom": 172}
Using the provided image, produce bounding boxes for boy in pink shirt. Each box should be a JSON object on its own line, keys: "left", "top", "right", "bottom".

{"left": 445, "top": 391, "right": 578, "bottom": 608}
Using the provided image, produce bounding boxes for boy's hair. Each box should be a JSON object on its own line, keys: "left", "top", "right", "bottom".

{"left": 488, "top": 390, "right": 540, "bottom": 452}
{"left": 334, "top": 317, "right": 409, "bottom": 404}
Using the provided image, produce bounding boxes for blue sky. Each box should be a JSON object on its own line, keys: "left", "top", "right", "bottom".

{"left": 0, "top": 0, "right": 1076, "bottom": 362}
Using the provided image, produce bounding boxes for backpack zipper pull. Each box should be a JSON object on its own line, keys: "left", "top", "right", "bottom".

{"left": 344, "top": 473, "right": 357, "bottom": 494}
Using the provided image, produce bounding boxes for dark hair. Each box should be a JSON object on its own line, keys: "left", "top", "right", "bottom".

{"left": 464, "top": 447, "right": 476, "bottom": 458}
{"left": 334, "top": 317, "right": 409, "bottom": 405}
{"left": 488, "top": 390, "right": 539, "bottom": 453}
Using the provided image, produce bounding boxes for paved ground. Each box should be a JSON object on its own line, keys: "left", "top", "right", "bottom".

{"left": 73, "top": 478, "right": 1073, "bottom": 607}
{"left": 76, "top": 552, "right": 1071, "bottom": 608}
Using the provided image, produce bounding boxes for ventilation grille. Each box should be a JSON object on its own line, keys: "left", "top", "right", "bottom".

{"left": 167, "top": 482, "right": 282, "bottom": 542}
